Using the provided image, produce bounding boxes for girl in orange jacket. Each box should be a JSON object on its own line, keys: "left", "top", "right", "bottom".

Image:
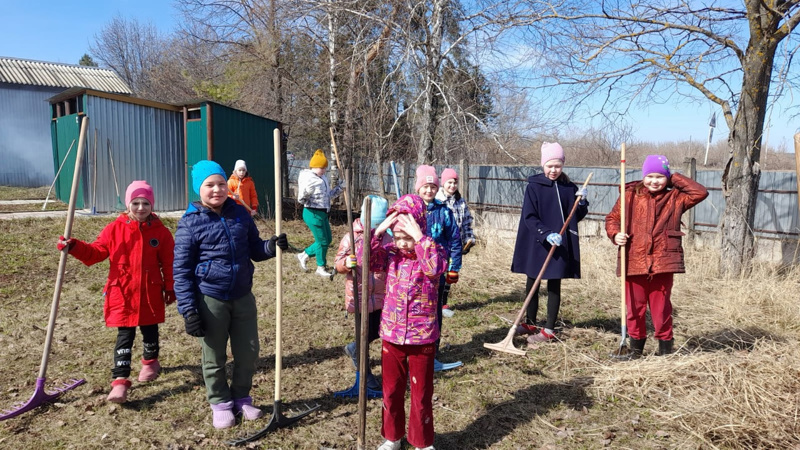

{"left": 605, "top": 155, "right": 708, "bottom": 358}
{"left": 227, "top": 159, "right": 259, "bottom": 216}
{"left": 57, "top": 181, "right": 175, "bottom": 403}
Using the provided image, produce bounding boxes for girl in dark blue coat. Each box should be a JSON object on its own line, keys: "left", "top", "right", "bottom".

{"left": 510, "top": 143, "right": 588, "bottom": 345}
{"left": 174, "top": 160, "right": 288, "bottom": 429}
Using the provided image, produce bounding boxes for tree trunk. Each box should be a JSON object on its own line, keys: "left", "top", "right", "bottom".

{"left": 718, "top": 41, "right": 774, "bottom": 277}
{"left": 416, "top": 0, "right": 446, "bottom": 165}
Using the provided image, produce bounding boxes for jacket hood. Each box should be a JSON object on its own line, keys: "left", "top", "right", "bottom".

{"left": 388, "top": 194, "right": 427, "bottom": 230}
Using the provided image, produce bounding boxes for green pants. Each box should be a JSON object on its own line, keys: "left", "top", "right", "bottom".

{"left": 197, "top": 291, "right": 259, "bottom": 404}
{"left": 302, "top": 207, "right": 332, "bottom": 267}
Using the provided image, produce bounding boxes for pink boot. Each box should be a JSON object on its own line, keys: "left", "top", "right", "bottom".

{"left": 138, "top": 358, "right": 161, "bottom": 382}
{"left": 233, "top": 396, "right": 264, "bottom": 421}
{"left": 210, "top": 401, "right": 236, "bottom": 429}
{"left": 107, "top": 379, "right": 131, "bottom": 403}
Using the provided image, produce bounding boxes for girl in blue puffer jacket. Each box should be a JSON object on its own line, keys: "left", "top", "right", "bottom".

{"left": 174, "top": 160, "right": 288, "bottom": 429}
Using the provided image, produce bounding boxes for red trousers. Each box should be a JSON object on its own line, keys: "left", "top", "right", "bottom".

{"left": 381, "top": 340, "right": 435, "bottom": 448}
{"left": 625, "top": 273, "right": 674, "bottom": 341}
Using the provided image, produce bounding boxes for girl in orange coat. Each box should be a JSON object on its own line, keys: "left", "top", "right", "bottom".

{"left": 605, "top": 156, "right": 708, "bottom": 358}
{"left": 227, "top": 159, "right": 259, "bottom": 216}
{"left": 57, "top": 181, "right": 175, "bottom": 403}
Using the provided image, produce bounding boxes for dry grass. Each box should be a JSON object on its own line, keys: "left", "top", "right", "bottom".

{"left": 0, "top": 214, "right": 799, "bottom": 449}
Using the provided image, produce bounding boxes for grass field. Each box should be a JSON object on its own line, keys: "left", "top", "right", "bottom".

{"left": 0, "top": 212, "right": 798, "bottom": 449}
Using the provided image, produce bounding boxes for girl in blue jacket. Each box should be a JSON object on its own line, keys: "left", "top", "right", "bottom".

{"left": 174, "top": 160, "right": 288, "bottom": 429}
{"left": 510, "top": 143, "right": 588, "bottom": 345}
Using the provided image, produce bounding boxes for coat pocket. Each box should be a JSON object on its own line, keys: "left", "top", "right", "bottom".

{"left": 195, "top": 260, "right": 230, "bottom": 285}
{"left": 665, "top": 230, "right": 685, "bottom": 252}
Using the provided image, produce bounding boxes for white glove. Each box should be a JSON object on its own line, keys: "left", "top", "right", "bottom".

{"left": 576, "top": 188, "right": 587, "bottom": 199}
{"left": 546, "top": 233, "right": 562, "bottom": 246}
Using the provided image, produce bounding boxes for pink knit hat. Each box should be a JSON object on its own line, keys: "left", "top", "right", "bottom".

{"left": 541, "top": 142, "right": 565, "bottom": 166}
{"left": 440, "top": 168, "right": 458, "bottom": 186}
{"left": 415, "top": 165, "right": 439, "bottom": 192}
{"left": 125, "top": 180, "right": 154, "bottom": 207}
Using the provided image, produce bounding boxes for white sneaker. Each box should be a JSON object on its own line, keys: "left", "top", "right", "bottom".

{"left": 377, "top": 440, "right": 401, "bottom": 450}
{"left": 315, "top": 266, "right": 333, "bottom": 277}
{"left": 416, "top": 447, "right": 435, "bottom": 450}
{"left": 442, "top": 306, "right": 455, "bottom": 318}
{"left": 297, "top": 252, "right": 309, "bottom": 271}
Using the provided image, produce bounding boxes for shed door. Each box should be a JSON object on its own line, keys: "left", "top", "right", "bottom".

{"left": 52, "top": 114, "right": 84, "bottom": 208}
{"left": 186, "top": 106, "right": 208, "bottom": 203}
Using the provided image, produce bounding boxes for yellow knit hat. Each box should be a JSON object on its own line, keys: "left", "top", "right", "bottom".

{"left": 309, "top": 149, "right": 328, "bottom": 169}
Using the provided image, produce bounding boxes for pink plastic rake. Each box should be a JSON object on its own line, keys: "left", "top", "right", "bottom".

{"left": 0, "top": 116, "right": 90, "bottom": 420}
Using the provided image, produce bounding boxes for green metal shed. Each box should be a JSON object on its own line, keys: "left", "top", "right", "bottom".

{"left": 184, "top": 101, "right": 281, "bottom": 216}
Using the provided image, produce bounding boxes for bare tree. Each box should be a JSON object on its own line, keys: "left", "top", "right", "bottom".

{"left": 90, "top": 15, "right": 165, "bottom": 94}
{"left": 526, "top": 0, "right": 800, "bottom": 277}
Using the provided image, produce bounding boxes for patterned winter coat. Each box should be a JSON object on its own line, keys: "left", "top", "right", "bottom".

{"left": 227, "top": 175, "right": 259, "bottom": 211}
{"left": 364, "top": 194, "right": 447, "bottom": 346}
{"left": 435, "top": 189, "right": 476, "bottom": 247}
{"left": 425, "top": 199, "right": 462, "bottom": 272}
{"left": 511, "top": 173, "right": 588, "bottom": 279}
{"left": 605, "top": 173, "right": 708, "bottom": 277}
{"left": 69, "top": 214, "right": 175, "bottom": 328}
{"left": 173, "top": 198, "right": 276, "bottom": 318}
{"left": 334, "top": 218, "right": 391, "bottom": 313}
{"left": 297, "top": 169, "right": 344, "bottom": 211}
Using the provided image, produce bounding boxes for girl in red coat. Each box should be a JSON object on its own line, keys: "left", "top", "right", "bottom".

{"left": 605, "top": 155, "right": 708, "bottom": 358}
{"left": 58, "top": 181, "right": 175, "bottom": 403}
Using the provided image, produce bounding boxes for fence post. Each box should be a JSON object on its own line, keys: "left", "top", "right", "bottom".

{"left": 459, "top": 158, "right": 470, "bottom": 202}
{"left": 683, "top": 157, "right": 697, "bottom": 243}
{"left": 401, "top": 162, "right": 410, "bottom": 196}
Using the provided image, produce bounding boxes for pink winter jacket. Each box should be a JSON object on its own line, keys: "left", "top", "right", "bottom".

{"left": 366, "top": 234, "right": 447, "bottom": 345}
{"left": 334, "top": 218, "right": 391, "bottom": 313}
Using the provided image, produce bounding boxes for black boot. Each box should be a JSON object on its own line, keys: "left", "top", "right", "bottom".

{"left": 628, "top": 338, "right": 646, "bottom": 360}
{"left": 656, "top": 339, "right": 674, "bottom": 356}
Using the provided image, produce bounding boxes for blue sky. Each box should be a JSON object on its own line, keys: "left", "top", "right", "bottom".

{"left": 2, "top": 1, "right": 797, "bottom": 149}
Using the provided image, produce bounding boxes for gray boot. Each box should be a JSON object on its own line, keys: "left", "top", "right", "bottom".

{"left": 656, "top": 339, "right": 674, "bottom": 356}
{"left": 344, "top": 342, "right": 357, "bottom": 369}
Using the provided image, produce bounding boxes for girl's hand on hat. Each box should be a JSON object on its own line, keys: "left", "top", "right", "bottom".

{"left": 395, "top": 214, "right": 423, "bottom": 242}
{"left": 614, "top": 233, "right": 628, "bottom": 246}
{"left": 376, "top": 211, "right": 398, "bottom": 237}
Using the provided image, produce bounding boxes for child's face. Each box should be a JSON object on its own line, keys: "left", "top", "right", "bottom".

{"left": 443, "top": 178, "right": 458, "bottom": 196}
{"left": 200, "top": 175, "right": 229, "bottom": 209}
{"left": 543, "top": 160, "right": 563, "bottom": 181}
{"left": 128, "top": 198, "right": 152, "bottom": 222}
{"left": 643, "top": 173, "right": 668, "bottom": 192}
{"left": 418, "top": 183, "right": 437, "bottom": 203}
{"left": 392, "top": 229, "right": 416, "bottom": 254}
{"left": 311, "top": 167, "right": 326, "bottom": 176}
{"left": 235, "top": 167, "right": 247, "bottom": 179}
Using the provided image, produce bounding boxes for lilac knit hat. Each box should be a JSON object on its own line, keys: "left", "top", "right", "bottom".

{"left": 388, "top": 194, "right": 427, "bottom": 231}
{"left": 642, "top": 155, "right": 671, "bottom": 177}
{"left": 125, "top": 180, "right": 154, "bottom": 207}
{"left": 541, "top": 142, "right": 565, "bottom": 166}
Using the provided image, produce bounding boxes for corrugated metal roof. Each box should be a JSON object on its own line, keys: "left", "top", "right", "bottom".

{"left": 0, "top": 57, "right": 132, "bottom": 94}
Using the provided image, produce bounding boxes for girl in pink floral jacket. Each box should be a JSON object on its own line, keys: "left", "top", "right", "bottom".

{"left": 365, "top": 194, "right": 447, "bottom": 450}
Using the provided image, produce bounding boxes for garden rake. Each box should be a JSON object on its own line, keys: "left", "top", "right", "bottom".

{"left": 1, "top": 117, "right": 90, "bottom": 421}
{"left": 484, "top": 173, "right": 593, "bottom": 356}
{"left": 107, "top": 139, "right": 125, "bottom": 211}
{"left": 228, "top": 129, "right": 319, "bottom": 446}
{"left": 610, "top": 143, "right": 631, "bottom": 359}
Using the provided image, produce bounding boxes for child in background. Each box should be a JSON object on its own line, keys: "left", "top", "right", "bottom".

{"left": 297, "top": 149, "right": 345, "bottom": 277}
{"left": 605, "top": 155, "right": 708, "bottom": 358}
{"left": 173, "top": 160, "right": 288, "bottom": 429}
{"left": 415, "top": 165, "right": 462, "bottom": 372}
{"left": 57, "top": 181, "right": 175, "bottom": 403}
{"left": 366, "top": 194, "right": 447, "bottom": 450}
{"left": 435, "top": 167, "right": 476, "bottom": 317}
{"left": 227, "top": 159, "right": 259, "bottom": 216}
{"left": 510, "top": 142, "right": 589, "bottom": 345}
{"left": 334, "top": 195, "right": 390, "bottom": 391}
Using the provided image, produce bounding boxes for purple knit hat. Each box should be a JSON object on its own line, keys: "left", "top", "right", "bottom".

{"left": 388, "top": 194, "right": 427, "bottom": 231}
{"left": 642, "top": 155, "right": 671, "bottom": 177}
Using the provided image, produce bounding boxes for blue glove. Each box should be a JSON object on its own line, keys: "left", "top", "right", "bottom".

{"left": 546, "top": 233, "right": 562, "bottom": 246}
